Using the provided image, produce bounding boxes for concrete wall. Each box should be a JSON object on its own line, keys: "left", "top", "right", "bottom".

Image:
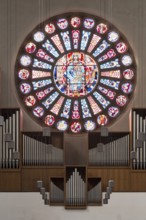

{"left": 0, "top": 0, "right": 145, "bottom": 131}
{"left": 0, "top": 193, "right": 146, "bottom": 220}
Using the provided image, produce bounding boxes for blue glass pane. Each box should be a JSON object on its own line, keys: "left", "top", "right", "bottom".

{"left": 81, "top": 99, "right": 92, "bottom": 118}
{"left": 61, "top": 31, "right": 71, "bottom": 51}
{"left": 42, "top": 40, "right": 59, "bottom": 57}
{"left": 42, "top": 91, "right": 59, "bottom": 109}
{"left": 32, "top": 79, "right": 52, "bottom": 90}
{"left": 100, "top": 59, "right": 120, "bottom": 69}
{"left": 93, "top": 91, "right": 110, "bottom": 109}
{"left": 100, "top": 79, "right": 120, "bottom": 90}
{"left": 80, "top": 31, "right": 91, "bottom": 50}
{"left": 93, "top": 40, "right": 110, "bottom": 57}
{"left": 60, "top": 99, "right": 72, "bottom": 119}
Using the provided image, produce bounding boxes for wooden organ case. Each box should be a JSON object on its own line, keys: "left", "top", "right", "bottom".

{"left": 1, "top": 108, "right": 146, "bottom": 208}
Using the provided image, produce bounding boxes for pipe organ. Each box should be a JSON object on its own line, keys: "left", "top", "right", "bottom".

{"left": 132, "top": 109, "right": 146, "bottom": 169}
{"left": 1, "top": 108, "right": 146, "bottom": 205}
{"left": 0, "top": 109, "right": 20, "bottom": 169}
{"left": 89, "top": 133, "right": 130, "bottom": 166}
{"left": 22, "top": 132, "right": 63, "bottom": 166}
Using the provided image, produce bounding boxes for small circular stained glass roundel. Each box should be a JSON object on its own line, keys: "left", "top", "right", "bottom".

{"left": 15, "top": 12, "right": 136, "bottom": 133}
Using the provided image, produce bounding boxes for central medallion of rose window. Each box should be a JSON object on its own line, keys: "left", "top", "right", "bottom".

{"left": 53, "top": 52, "right": 99, "bottom": 97}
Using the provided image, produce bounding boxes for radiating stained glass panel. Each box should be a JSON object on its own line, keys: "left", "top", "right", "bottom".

{"left": 20, "top": 55, "right": 31, "bottom": 66}
{"left": 100, "top": 79, "right": 120, "bottom": 90}
{"left": 101, "top": 70, "right": 121, "bottom": 78}
{"left": 93, "top": 40, "right": 110, "bottom": 57}
{"left": 123, "top": 69, "right": 134, "bottom": 80}
{"left": 45, "top": 115, "right": 55, "bottom": 126}
{"left": 20, "top": 83, "right": 31, "bottom": 94}
{"left": 98, "top": 85, "right": 116, "bottom": 100}
{"left": 116, "top": 42, "right": 127, "bottom": 53}
{"left": 121, "top": 83, "right": 132, "bottom": 93}
{"left": 116, "top": 95, "right": 127, "bottom": 106}
{"left": 87, "top": 34, "right": 101, "bottom": 53}
{"left": 18, "top": 69, "right": 29, "bottom": 80}
{"left": 96, "top": 23, "right": 108, "bottom": 34}
{"left": 32, "top": 70, "right": 51, "bottom": 79}
{"left": 72, "top": 100, "right": 80, "bottom": 119}
{"left": 93, "top": 91, "right": 110, "bottom": 109}
{"left": 51, "top": 34, "right": 64, "bottom": 53}
{"left": 70, "top": 122, "right": 82, "bottom": 133}
{"left": 57, "top": 120, "right": 68, "bottom": 131}
{"left": 32, "top": 79, "right": 52, "bottom": 90}
{"left": 108, "top": 106, "right": 119, "bottom": 117}
{"left": 25, "top": 42, "right": 36, "bottom": 53}
{"left": 97, "top": 114, "right": 108, "bottom": 125}
{"left": 36, "top": 49, "right": 54, "bottom": 62}
{"left": 98, "top": 49, "right": 116, "bottom": 62}
{"left": 72, "top": 30, "right": 80, "bottom": 49}
{"left": 45, "top": 23, "right": 55, "bottom": 34}
{"left": 50, "top": 96, "right": 65, "bottom": 115}
{"left": 84, "top": 18, "right": 95, "bottom": 29}
{"left": 81, "top": 99, "right": 92, "bottom": 118}
{"left": 84, "top": 120, "right": 96, "bottom": 131}
{"left": 108, "top": 31, "right": 119, "bottom": 42}
{"left": 61, "top": 99, "right": 72, "bottom": 119}
{"left": 71, "top": 17, "right": 81, "bottom": 28}
{"left": 57, "top": 18, "right": 68, "bottom": 29}
{"left": 42, "top": 40, "right": 59, "bottom": 57}
{"left": 36, "top": 87, "right": 54, "bottom": 100}
{"left": 42, "top": 91, "right": 59, "bottom": 109}
{"left": 33, "top": 32, "right": 45, "bottom": 42}
{"left": 33, "top": 59, "right": 52, "bottom": 70}
{"left": 80, "top": 31, "right": 91, "bottom": 50}
{"left": 33, "top": 106, "right": 44, "bottom": 117}
{"left": 87, "top": 96, "right": 101, "bottom": 115}
{"left": 25, "top": 95, "right": 36, "bottom": 106}
{"left": 100, "top": 58, "right": 120, "bottom": 69}
{"left": 61, "top": 31, "right": 71, "bottom": 51}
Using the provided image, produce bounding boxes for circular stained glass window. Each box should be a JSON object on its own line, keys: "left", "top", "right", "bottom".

{"left": 15, "top": 12, "right": 136, "bottom": 133}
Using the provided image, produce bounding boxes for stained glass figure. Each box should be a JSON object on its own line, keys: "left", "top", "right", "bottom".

{"left": 36, "top": 49, "right": 54, "bottom": 62}
{"left": 42, "top": 40, "right": 59, "bottom": 57}
{"left": 108, "top": 107, "right": 119, "bottom": 117}
{"left": 61, "top": 99, "right": 72, "bottom": 119}
{"left": 42, "top": 92, "right": 59, "bottom": 109}
{"left": 72, "top": 100, "right": 80, "bottom": 119}
{"left": 80, "top": 31, "right": 91, "bottom": 50}
{"left": 33, "top": 59, "right": 52, "bottom": 69}
{"left": 123, "top": 69, "right": 134, "bottom": 80}
{"left": 45, "top": 115, "right": 55, "bottom": 126}
{"left": 97, "top": 114, "right": 108, "bottom": 125}
{"left": 57, "top": 18, "right": 68, "bottom": 29}
{"left": 25, "top": 96, "right": 36, "bottom": 106}
{"left": 57, "top": 120, "right": 68, "bottom": 131}
{"left": 33, "top": 32, "right": 45, "bottom": 42}
{"left": 122, "top": 55, "right": 132, "bottom": 66}
{"left": 71, "top": 17, "right": 81, "bottom": 28}
{"left": 70, "top": 122, "right": 82, "bottom": 133}
{"left": 20, "top": 55, "right": 31, "bottom": 66}
{"left": 36, "top": 87, "right": 54, "bottom": 100}
{"left": 121, "top": 83, "right": 132, "bottom": 93}
{"left": 96, "top": 23, "right": 108, "bottom": 34}
{"left": 116, "top": 95, "right": 127, "bottom": 106}
{"left": 98, "top": 49, "right": 116, "bottom": 62}
{"left": 108, "top": 31, "right": 119, "bottom": 42}
{"left": 84, "top": 120, "right": 96, "bottom": 131}
{"left": 15, "top": 12, "right": 136, "bottom": 133}
{"left": 25, "top": 42, "right": 36, "bottom": 53}
{"left": 84, "top": 18, "right": 95, "bottom": 29}
{"left": 61, "top": 31, "right": 71, "bottom": 51}
{"left": 33, "top": 106, "right": 44, "bottom": 117}
{"left": 32, "top": 79, "right": 52, "bottom": 90}
{"left": 45, "top": 23, "right": 55, "bottom": 34}
{"left": 18, "top": 69, "right": 29, "bottom": 80}
{"left": 20, "top": 83, "right": 31, "bottom": 94}
{"left": 93, "top": 40, "right": 110, "bottom": 57}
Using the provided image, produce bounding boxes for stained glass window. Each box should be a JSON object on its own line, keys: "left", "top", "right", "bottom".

{"left": 15, "top": 12, "right": 136, "bottom": 133}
